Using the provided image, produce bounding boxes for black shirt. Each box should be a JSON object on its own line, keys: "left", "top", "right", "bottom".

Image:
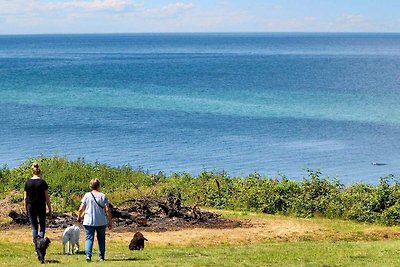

{"left": 24, "top": 178, "right": 49, "bottom": 208}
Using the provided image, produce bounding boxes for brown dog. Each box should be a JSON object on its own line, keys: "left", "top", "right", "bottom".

{"left": 129, "top": 232, "right": 148, "bottom": 250}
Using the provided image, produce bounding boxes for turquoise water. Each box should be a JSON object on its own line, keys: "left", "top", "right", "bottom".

{"left": 1, "top": 33, "right": 400, "bottom": 183}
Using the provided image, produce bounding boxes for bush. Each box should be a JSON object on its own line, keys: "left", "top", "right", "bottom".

{"left": 2, "top": 156, "right": 400, "bottom": 226}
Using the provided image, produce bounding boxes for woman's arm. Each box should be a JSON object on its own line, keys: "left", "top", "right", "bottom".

{"left": 105, "top": 204, "right": 112, "bottom": 230}
{"left": 44, "top": 190, "right": 52, "bottom": 217}
{"left": 23, "top": 191, "right": 27, "bottom": 213}
{"left": 77, "top": 203, "right": 86, "bottom": 223}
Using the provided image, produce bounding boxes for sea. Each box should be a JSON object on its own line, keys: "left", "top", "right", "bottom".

{"left": 1, "top": 33, "right": 400, "bottom": 184}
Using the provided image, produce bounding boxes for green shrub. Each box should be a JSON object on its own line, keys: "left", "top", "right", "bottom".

{"left": 2, "top": 156, "right": 400, "bottom": 226}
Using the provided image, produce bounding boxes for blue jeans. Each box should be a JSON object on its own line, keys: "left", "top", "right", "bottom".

{"left": 27, "top": 204, "right": 46, "bottom": 243}
{"left": 84, "top": 225, "right": 106, "bottom": 260}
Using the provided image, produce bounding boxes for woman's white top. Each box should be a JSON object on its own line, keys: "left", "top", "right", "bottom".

{"left": 81, "top": 191, "right": 109, "bottom": 226}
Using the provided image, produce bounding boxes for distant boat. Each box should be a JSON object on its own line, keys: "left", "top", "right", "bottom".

{"left": 371, "top": 162, "right": 387, "bottom": 166}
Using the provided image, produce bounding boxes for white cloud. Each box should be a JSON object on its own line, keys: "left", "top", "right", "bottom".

{"left": 261, "top": 16, "right": 321, "bottom": 32}
{"left": 0, "top": 0, "right": 143, "bottom": 15}
{"left": 0, "top": 1, "right": 393, "bottom": 34}
{"left": 0, "top": 0, "right": 31, "bottom": 15}
{"left": 304, "top": 16, "right": 317, "bottom": 22}
{"left": 0, "top": 1, "right": 193, "bottom": 19}
{"left": 43, "top": 0, "right": 137, "bottom": 12}
{"left": 0, "top": 1, "right": 198, "bottom": 33}
{"left": 142, "top": 2, "right": 194, "bottom": 19}
{"left": 178, "top": 6, "right": 254, "bottom": 31}
{"left": 336, "top": 14, "right": 367, "bottom": 24}
{"left": 272, "top": 5, "right": 282, "bottom": 10}
{"left": 163, "top": 2, "right": 193, "bottom": 11}
{"left": 332, "top": 14, "right": 370, "bottom": 31}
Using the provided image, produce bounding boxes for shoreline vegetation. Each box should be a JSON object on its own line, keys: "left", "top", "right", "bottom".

{"left": 1, "top": 156, "right": 400, "bottom": 226}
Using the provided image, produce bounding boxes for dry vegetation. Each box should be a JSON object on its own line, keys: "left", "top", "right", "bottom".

{"left": 3, "top": 212, "right": 400, "bottom": 248}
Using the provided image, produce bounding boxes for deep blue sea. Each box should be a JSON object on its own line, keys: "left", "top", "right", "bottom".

{"left": 1, "top": 33, "right": 400, "bottom": 183}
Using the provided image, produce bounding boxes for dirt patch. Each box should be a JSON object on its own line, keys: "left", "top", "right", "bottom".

{"left": 0, "top": 217, "right": 322, "bottom": 247}
{"left": 3, "top": 215, "right": 400, "bottom": 247}
{"left": 363, "top": 228, "right": 400, "bottom": 240}
{"left": 134, "top": 218, "right": 321, "bottom": 246}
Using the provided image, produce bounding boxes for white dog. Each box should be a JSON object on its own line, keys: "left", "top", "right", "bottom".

{"left": 62, "top": 225, "right": 80, "bottom": 254}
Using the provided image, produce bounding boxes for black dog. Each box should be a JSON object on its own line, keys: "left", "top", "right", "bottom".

{"left": 34, "top": 236, "right": 51, "bottom": 264}
{"left": 129, "top": 232, "right": 148, "bottom": 250}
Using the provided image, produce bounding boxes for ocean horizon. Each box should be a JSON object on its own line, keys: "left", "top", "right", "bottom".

{"left": 1, "top": 32, "right": 400, "bottom": 183}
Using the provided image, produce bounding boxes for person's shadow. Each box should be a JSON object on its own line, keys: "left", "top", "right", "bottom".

{"left": 46, "top": 260, "right": 61, "bottom": 263}
{"left": 53, "top": 251, "right": 85, "bottom": 255}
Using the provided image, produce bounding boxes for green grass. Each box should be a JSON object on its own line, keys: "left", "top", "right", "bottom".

{"left": 2, "top": 211, "right": 400, "bottom": 267}
{"left": 3, "top": 156, "right": 400, "bottom": 266}
{"left": 1, "top": 238, "right": 400, "bottom": 266}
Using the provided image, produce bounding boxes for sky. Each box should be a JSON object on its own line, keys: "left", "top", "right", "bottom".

{"left": 0, "top": 0, "right": 399, "bottom": 34}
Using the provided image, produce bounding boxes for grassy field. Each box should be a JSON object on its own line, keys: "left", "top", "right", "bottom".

{"left": 3, "top": 157, "right": 400, "bottom": 266}
{"left": 2, "top": 211, "right": 400, "bottom": 266}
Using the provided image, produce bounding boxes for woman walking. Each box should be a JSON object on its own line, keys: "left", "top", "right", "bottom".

{"left": 24, "top": 162, "right": 52, "bottom": 243}
{"left": 77, "top": 178, "right": 112, "bottom": 262}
